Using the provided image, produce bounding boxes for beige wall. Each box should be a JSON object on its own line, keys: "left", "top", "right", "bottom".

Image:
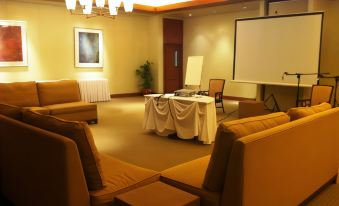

{"left": 183, "top": 9, "right": 259, "bottom": 99}
{"left": 0, "top": 0, "right": 153, "bottom": 94}
{"left": 314, "top": 0, "right": 339, "bottom": 105}
{"left": 148, "top": 15, "right": 164, "bottom": 93}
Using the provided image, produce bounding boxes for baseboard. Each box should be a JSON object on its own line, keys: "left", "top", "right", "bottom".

{"left": 110, "top": 93, "right": 141, "bottom": 98}
{"left": 223, "top": 95, "right": 256, "bottom": 101}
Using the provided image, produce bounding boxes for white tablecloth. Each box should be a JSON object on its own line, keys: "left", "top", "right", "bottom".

{"left": 143, "top": 94, "right": 217, "bottom": 144}
{"left": 78, "top": 78, "right": 111, "bottom": 103}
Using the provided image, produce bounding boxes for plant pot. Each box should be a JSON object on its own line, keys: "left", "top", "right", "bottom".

{"left": 141, "top": 88, "right": 152, "bottom": 95}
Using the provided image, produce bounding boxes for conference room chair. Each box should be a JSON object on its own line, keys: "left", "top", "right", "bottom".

{"left": 298, "top": 85, "right": 334, "bottom": 107}
{"left": 200, "top": 79, "right": 225, "bottom": 113}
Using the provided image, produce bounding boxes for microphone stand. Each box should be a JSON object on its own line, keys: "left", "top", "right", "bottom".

{"left": 282, "top": 72, "right": 328, "bottom": 107}
{"left": 318, "top": 75, "right": 339, "bottom": 107}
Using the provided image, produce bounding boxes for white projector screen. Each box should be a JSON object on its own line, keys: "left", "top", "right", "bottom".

{"left": 233, "top": 12, "right": 323, "bottom": 87}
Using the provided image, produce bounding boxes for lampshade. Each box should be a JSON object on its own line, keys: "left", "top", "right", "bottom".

{"left": 108, "top": 0, "right": 119, "bottom": 15}
{"left": 96, "top": 0, "right": 105, "bottom": 8}
{"left": 83, "top": 0, "right": 93, "bottom": 14}
{"left": 65, "top": 0, "right": 76, "bottom": 10}
{"left": 123, "top": 0, "right": 133, "bottom": 12}
{"left": 109, "top": 0, "right": 121, "bottom": 8}
{"left": 79, "top": 0, "right": 86, "bottom": 6}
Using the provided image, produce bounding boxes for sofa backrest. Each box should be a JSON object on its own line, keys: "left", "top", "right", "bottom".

{"left": 0, "top": 115, "right": 90, "bottom": 206}
{"left": 287, "top": 102, "right": 332, "bottom": 121}
{"left": 37, "top": 80, "right": 81, "bottom": 106}
{"left": 222, "top": 108, "right": 339, "bottom": 206}
{"left": 203, "top": 112, "right": 290, "bottom": 192}
{"left": 0, "top": 81, "right": 40, "bottom": 107}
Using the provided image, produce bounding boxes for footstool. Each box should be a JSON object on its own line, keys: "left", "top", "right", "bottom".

{"left": 238, "top": 100, "right": 267, "bottom": 118}
{"left": 114, "top": 182, "right": 200, "bottom": 206}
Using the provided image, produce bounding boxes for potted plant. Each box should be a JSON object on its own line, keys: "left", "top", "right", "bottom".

{"left": 136, "top": 60, "right": 153, "bottom": 95}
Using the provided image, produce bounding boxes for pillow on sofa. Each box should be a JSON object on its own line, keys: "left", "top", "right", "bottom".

{"left": 0, "top": 103, "right": 22, "bottom": 120}
{"left": 287, "top": 102, "right": 332, "bottom": 121}
{"left": 203, "top": 112, "right": 290, "bottom": 192}
{"left": 22, "top": 110, "right": 105, "bottom": 191}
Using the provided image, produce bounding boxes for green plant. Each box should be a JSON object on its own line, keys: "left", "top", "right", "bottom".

{"left": 136, "top": 60, "right": 153, "bottom": 89}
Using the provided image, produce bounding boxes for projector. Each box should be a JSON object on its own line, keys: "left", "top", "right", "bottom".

{"left": 174, "top": 89, "right": 196, "bottom": 97}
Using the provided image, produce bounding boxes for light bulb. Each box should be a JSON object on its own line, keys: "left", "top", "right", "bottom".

{"left": 123, "top": 0, "right": 133, "bottom": 12}
{"left": 65, "top": 0, "right": 76, "bottom": 10}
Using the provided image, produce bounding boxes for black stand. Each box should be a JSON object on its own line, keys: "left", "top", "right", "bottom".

{"left": 282, "top": 72, "right": 328, "bottom": 107}
{"left": 264, "top": 94, "right": 280, "bottom": 112}
{"left": 318, "top": 75, "right": 339, "bottom": 107}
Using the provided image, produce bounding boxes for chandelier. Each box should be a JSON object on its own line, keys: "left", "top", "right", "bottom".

{"left": 65, "top": 0, "right": 134, "bottom": 18}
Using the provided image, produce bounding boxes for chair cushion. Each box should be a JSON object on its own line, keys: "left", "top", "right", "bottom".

{"left": 90, "top": 154, "right": 160, "bottom": 206}
{"left": 161, "top": 155, "right": 220, "bottom": 206}
{"left": 287, "top": 102, "right": 332, "bottom": 121}
{"left": 203, "top": 112, "right": 290, "bottom": 192}
{"left": 0, "top": 81, "right": 40, "bottom": 107}
{"left": 0, "top": 103, "right": 22, "bottom": 120}
{"left": 22, "top": 110, "right": 105, "bottom": 191}
{"left": 37, "top": 80, "right": 81, "bottom": 106}
{"left": 45, "top": 102, "right": 97, "bottom": 115}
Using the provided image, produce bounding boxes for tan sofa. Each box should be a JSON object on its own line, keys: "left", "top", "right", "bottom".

{"left": 161, "top": 105, "right": 339, "bottom": 206}
{"left": 0, "top": 80, "right": 98, "bottom": 123}
{"left": 0, "top": 107, "right": 159, "bottom": 206}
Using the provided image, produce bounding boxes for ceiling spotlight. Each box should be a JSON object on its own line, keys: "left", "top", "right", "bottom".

{"left": 188, "top": 13, "right": 192, "bottom": 17}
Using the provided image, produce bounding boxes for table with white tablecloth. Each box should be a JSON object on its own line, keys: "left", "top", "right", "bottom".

{"left": 77, "top": 78, "right": 111, "bottom": 103}
{"left": 143, "top": 94, "right": 217, "bottom": 144}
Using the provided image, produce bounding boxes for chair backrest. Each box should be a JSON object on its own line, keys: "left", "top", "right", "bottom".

{"left": 310, "top": 85, "right": 333, "bottom": 106}
{"left": 209, "top": 79, "right": 225, "bottom": 98}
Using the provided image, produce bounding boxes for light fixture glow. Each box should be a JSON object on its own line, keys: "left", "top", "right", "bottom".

{"left": 65, "top": 0, "right": 76, "bottom": 10}
{"left": 123, "top": 0, "right": 134, "bottom": 12}
{"left": 109, "top": 0, "right": 121, "bottom": 8}
{"left": 83, "top": 0, "right": 93, "bottom": 14}
{"left": 79, "top": 0, "right": 87, "bottom": 6}
{"left": 133, "top": 0, "right": 191, "bottom": 7}
{"left": 96, "top": 0, "right": 105, "bottom": 8}
{"left": 108, "top": 0, "right": 118, "bottom": 15}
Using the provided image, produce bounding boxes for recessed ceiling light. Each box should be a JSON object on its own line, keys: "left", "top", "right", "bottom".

{"left": 242, "top": 6, "right": 247, "bottom": 9}
{"left": 213, "top": 10, "right": 217, "bottom": 14}
{"left": 188, "top": 13, "right": 192, "bottom": 17}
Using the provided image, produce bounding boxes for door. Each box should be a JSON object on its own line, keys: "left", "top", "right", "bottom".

{"left": 164, "top": 44, "right": 183, "bottom": 93}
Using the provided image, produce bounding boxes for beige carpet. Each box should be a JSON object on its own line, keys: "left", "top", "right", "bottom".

{"left": 90, "top": 97, "right": 239, "bottom": 172}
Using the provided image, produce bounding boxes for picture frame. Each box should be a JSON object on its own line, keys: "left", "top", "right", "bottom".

{"left": 0, "top": 20, "right": 27, "bottom": 67}
{"left": 74, "top": 28, "right": 103, "bottom": 68}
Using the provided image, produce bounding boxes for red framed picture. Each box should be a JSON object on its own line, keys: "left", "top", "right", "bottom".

{"left": 0, "top": 20, "right": 27, "bottom": 67}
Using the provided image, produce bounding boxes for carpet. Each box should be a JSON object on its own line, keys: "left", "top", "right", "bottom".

{"left": 90, "top": 97, "right": 239, "bottom": 171}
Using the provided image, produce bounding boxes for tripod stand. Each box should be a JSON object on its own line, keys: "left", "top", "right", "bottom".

{"left": 282, "top": 72, "right": 329, "bottom": 107}
{"left": 318, "top": 75, "right": 339, "bottom": 107}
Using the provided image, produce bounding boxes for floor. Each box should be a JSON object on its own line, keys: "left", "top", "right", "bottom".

{"left": 90, "top": 96, "right": 239, "bottom": 171}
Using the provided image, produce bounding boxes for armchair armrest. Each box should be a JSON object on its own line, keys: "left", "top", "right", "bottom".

{"left": 215, "top": 92, "right": 223, "bottom": 102}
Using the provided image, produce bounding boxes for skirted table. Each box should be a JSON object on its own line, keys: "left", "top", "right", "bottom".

{"left": 77, "top": 78, "right": 111, "bottom": 103}
{"left": 143, "top": 94, "right": 217, "bottom": 144}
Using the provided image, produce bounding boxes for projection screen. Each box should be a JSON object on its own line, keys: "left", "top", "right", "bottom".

{"left": 233, "top": 12, "right": 323, "bottom": 87}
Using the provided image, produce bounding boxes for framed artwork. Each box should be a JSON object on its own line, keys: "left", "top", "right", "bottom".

{"left": 74, "top": 28, "right": 103, "bottom": 68}
{"left": 0, "top": 20, "right": 27, "bottom": 67}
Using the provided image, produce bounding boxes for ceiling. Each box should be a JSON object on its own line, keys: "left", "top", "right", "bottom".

{"left": 37, "top": 0, "right": 258, "bottom": 13}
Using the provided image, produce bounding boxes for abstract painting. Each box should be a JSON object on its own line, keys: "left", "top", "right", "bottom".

{"left": 74, "top": 28, "right": 103, "bottom": 68}
{"left": 0, "top": 20, "right": 27, "bottom": 67}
